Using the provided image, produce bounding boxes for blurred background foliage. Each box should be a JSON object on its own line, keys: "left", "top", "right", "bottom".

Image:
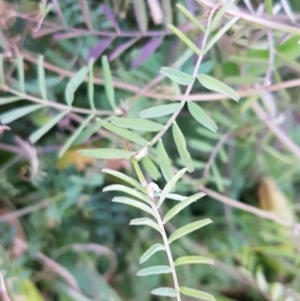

{"left": 0, "top": 0, "right": 300, "bottom": 300}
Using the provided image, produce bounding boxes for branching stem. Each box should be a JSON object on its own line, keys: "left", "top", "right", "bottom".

{"left": 146, "top": 5, "right": 218, "bottom": 149}
{"left": 151, "top": 198, "right": 181, "bottom": 301}
{"left": 1, "top": 85, "right": 113, "bottom": 116}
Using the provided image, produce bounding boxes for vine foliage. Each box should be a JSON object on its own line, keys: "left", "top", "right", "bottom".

{"left": 0, "top": 2, "right": 243, "bottom": 300}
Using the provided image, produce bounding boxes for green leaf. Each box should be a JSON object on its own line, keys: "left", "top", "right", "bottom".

{"left": 88, "top": 58, "right": 95, "bottom": 110}
{"left": 140, "top": 244, "right": 166, "bottom": 264}
{"left": 210, "top": 0, "right": 236, "bottom": 31}
{"left": 29, "top": 111, "right": 68, "bottom": 143}
{"left": 174, "top": 256, "right": 214, "bottom": 266}
{"left": 157, "top": 139, "right": 174, "bottom": 182}
{"left": 110, "top": 117, "right": 164, "bottom": 132}
{"left": 158, "top": 168, "right": 188, "bottom": 208}
{"left": 38, "top": 55, "right": 47, "bottom": 100}
{"left": 139, "top": 103, "right": 182, "bottom": 119}
{"left": 196, "top": 128, "right": 220, "bottom": 140}
{"left": 136, "top": 266, "right": 172, "bottom": 277}
{"left": 130, "top": 218, "right": 161, "bottom": 233}
{"left": 0, "top": 54, "right": 4, "bottom": 85}
{"left": 0, "top": 104, "right": 44, "bottom": 124}
{"left": 189, "top": 139, "right": 214, "bottom": 153}
{"left": 151, "top": 287, "right": 177, "bottom": 297}
{"left": 73, "top": 122, "right": 100, "bottom": 145}
{"left": 228, "top": 55, "right": 269, "bottom": 65}
{"left": 65, "top": 66, "right": 88, "bottom": 106}
{"left": 102, "top": 168, "right": 143, "bottom": 191}
{"left": 205, "top": 16, "right": 240, "bottom": 54}
{"left": 168, "top": 25, "right": 202, "bottom": 56}
{"left": 162, "top": 0, "right": 172, "bottom": 26}
{"left": 112, "top": 197, "right": 155, "bottom": 217}
{"left": 176, "top": 4, "right": 205, "bottom": 33}
{"left": 133, "top": 0, "right": 148, "bottom": 33}
{"left": 159, "top": 67, "right": 194, "bottom": 86}
{"left": 141, "top": 157, "right": 161, "bottom": 181}
{"left": 59, "top": 115, "right": 94, "bottom": 158}
{"left": 172, "top": 122, "right": 194, "bottom": 172}
{"left": 165, "top": 193, "right": 187, "bottom": 201}
{"left": 16, "top": 55, "right": 25, "bottom": 92}
{"left": 187, "top": 102, "right": 218, "bottom": 132}
{"left": 0, "top": 96, "right": 22, "bottom": 105}
{"left": 102, "top": 56, "right": 115, "bottom": 109}
{"left": 180, "top": 287, "right": 216, "bottom": 301}
{"left": 211, "top": 163, "right": 224, "bottom": 192}
{"left": 168, "top": 219, "right": 213, "bottom": 244}
{"left": 163, "top": 192, "right": 205, "bottom": 224}
{"left": 79, "top": 148, "right": 135, "bottom": 159}
{"left": 103, "top": 184, "right": 149, "bottom": 203}
{"left": 97, "top": 118, "right": 148, "bottom": 145}
{"left": 281, "top": 0, "right": 295, "bottom": 23}
{"left": 265, "top": 0, "right": 273, "bottom": 16}
{"left": 197, "top": 74, "right": 239, "bottom": 102}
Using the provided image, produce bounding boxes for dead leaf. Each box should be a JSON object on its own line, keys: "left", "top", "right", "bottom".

{"left": 57, "top": 146, "right": 95, "bottom": 171}
{"left": 257, "top": 177, "right": 294, "bottom": 221}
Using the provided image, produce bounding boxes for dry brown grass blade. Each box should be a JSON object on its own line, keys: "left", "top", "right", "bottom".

{"left": 200, "top": 186, "right": 299, "bottom": 229}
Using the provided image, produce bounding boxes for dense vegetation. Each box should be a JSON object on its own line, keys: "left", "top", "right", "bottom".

{"left": 0, "top": 0, "right": 300, "bottom": 300}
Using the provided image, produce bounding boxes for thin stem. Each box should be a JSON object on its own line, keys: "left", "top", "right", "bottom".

{"left": 1, "top": 85, "right": 113, "bottom": 116}
{"left": 196, "top": 0, "right": 300, "bottom": 36}
{"left": 252, "top": 100, "right": 300, "bottom": 160}
{"left": 21, "top": 50, "right": 300, "bottom": 102}
{"left": 33, "top": 21, "right": 197, "bottom": 40}
{"left": 0, "top": 272, "right": 11, "bottom": 301}
{"left": 131, "top": 161, "right": 181, "bottom": 300}
{"left": 150, "top": 199, "right": 181, "bottom": 301}
{"left": 200, "top": 186, "right": 300, "bottom": 229}
{"left": 146, "top": 5, "right": 218, "bottom": 149}
{"left": 202, "top": 132, "right": 231, "bottom": 180}
{"left": 265, "top": 31, "right": 275, "bottom": 85}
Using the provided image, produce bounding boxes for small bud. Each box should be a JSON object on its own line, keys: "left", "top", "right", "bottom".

{"left": 146, "top": 182, "right": 161, "bottom": 199}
